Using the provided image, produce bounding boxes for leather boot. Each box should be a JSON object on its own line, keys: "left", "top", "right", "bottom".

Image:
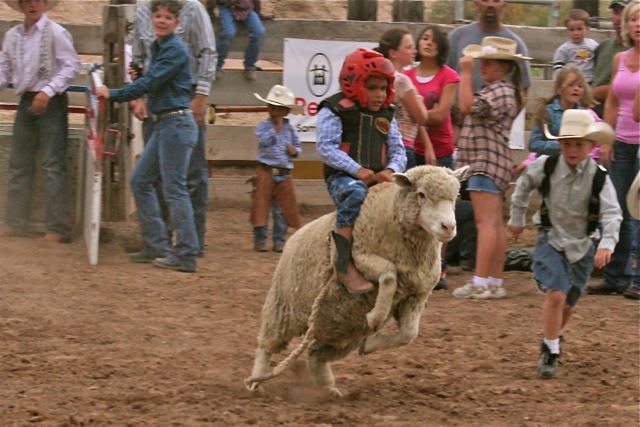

{"left": 331, "top": 231, "right": 374, "bottom": 294}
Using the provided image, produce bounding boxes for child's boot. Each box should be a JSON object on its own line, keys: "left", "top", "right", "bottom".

{"left": 331, "top": 231, "right": 374, "bottom": 294}
{"left": 537, "top": 342, "right": 559, "bottom": 379}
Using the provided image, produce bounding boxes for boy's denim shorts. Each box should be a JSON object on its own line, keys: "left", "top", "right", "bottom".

{"left": 532, "top": 230, "right": 595, "bottom": 307}
{"left": 466, "top": 174, "right": 501, "bottom": 194}
{"left": 326, "top": 174, "right": 368, "bottom": 229}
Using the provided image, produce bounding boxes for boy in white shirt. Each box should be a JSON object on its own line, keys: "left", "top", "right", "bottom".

{"left": 0, "top": 0, "right": 80, "bottom": 243}
{"left": 509, "top": 110, "right": 622, "bottom": 379}
{"left": 552, "top": 9, "right": 599, "bottom": 83}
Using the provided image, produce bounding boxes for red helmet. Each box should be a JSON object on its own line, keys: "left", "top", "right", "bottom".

{"left": 339, "top": 48, "right": 395, "bottom": 109}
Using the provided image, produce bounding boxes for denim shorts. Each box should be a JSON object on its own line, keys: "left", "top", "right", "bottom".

{"left": 466, "top": 174, "right": 501, "bottom": 194}
{"left": 532, "top": 231, "right": 595, "bottom": 307}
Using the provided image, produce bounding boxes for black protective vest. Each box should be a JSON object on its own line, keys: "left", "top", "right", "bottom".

{"left": 320, "top": 93, "right": 395, "bottom": 180}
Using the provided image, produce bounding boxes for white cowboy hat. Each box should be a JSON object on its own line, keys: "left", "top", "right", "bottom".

{"left": 627, "top": 172, "right": 640, "bottom": 220}
{"left": 462, "top": 36, "right": 532, "bottom": 61}
{"left": 254, "top": 85, "right": 303, "bottom": 114}
{"left": 543, "top": 109, "right": 615, "bottom": 146}
{"left": 6, "top": 0, "right": 59, "bottom": 12}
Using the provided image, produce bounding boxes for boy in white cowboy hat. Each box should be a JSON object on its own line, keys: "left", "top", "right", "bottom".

{"left": 508, "top": 109, "right": 622, "bottom": 379}
{"left": 0, "top": 0, "right": 80, "bottom": 243}
{"left": 250, "top": 85, "right": 303, "bottom": 252}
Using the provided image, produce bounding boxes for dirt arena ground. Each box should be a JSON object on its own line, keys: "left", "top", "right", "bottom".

{"left": 1, "top": 207, "right": 638, "bottom": 426}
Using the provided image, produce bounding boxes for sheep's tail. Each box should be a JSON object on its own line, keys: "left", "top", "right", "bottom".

{"left": 244, "top": 280, "right": 331, "bottom": 389}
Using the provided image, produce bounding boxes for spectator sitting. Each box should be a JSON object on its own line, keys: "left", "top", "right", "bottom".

{"left": 251, "top": 85, "right": 303, "bottom": 253}
{"left": 552, "top": 9, "right": 599, "bottom": 83}
{"left": 215, "top": 0, "right": 265, "bottom": 81}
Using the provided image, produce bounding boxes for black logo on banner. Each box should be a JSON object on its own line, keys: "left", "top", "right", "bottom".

{"left": 307, "top": 53, "right": 332, "bottom": 97}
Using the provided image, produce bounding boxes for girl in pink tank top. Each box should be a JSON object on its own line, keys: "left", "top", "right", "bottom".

{"left": 611, "top": 49, "right": 640, "bottom": 144}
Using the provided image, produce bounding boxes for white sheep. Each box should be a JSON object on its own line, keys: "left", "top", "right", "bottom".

{"left": 246, "top": 165, "right": 468, "bottom": 398}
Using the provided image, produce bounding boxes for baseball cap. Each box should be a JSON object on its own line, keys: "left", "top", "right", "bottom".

{"left": 609, "top": 0, "right": 630, "bottom": 8}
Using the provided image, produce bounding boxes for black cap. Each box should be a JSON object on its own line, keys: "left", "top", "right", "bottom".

{"left": 609, "top": 0, "right": 630, "bottom": 9}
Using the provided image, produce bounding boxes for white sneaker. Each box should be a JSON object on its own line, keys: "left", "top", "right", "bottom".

{"left": 490, "top": 285, "right": 507, "bottom": 299}
{"left": 453, "top": 282, "right": 491, "bottom": 299}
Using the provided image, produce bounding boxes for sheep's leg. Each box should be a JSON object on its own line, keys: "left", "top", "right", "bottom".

{"left": 308, "top": 351, "right": 342, "bottom": 399}
{"left": 353, "top": 254, "right": 397, "bottom": 331}
{"left": 359, "top": 300, "right": 421, "bottom": 355}
{"left": 247, "top": 347, "right": 272, "bottom": 393}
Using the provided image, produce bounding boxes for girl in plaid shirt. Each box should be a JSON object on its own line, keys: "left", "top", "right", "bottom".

{"left": 452, "top": 37, "right": 530, "bottom": 300}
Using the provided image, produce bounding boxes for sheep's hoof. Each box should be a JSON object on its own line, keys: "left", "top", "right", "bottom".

{"left": 329, "top": 387, "right": 343, "bottom": 400}
{"left": 366, "top": 311, "right": 384, "bottom": 332}
{"left": 245, "top": 381, "right": 263, "bottom": 394}
{"left": 358, "top": 339, "right": 369, "bottom": 356}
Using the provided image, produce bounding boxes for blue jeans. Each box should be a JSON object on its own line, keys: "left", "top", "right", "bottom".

{"left": 5, "top": 93, "right": 70, "bottom": 238}
{"left": 216, "top": 6, "right": 265, "bottom": 70}
{"left": 437, "top": 155, "right": 454, "bottom": 169}
{"left": 142, "top": 118, "right": 209, "bottom": 254}
{"left": 405, "top": 146, "right": 416, "bottom": 170}
{"left": 603, "top": 141, "right": 640, "bottom": 288}
{"left": 131, "top": 114, "right": 198, "bottom": 269}
{"left": 326, "top": 174, "right": 369, "bottom": 229}
{"left": 253, "top": 201, "right": 288, "bottom": 246}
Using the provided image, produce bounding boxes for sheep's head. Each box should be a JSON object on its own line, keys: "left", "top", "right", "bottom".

{"left": 393, "top": 165, "right": 470, "bottom": 242}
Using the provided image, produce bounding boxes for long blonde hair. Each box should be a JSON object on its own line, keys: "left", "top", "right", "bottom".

{"left": 533, "top": 66, "right": 595, "bottom": 128}
{"left": 621, "top": 0, "right": 640, "bottom": 47}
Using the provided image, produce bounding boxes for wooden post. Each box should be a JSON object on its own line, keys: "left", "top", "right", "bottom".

{"left": 392, "top": 0, "right": 424, "bottom": 23}
{"left": 101, "top": 4, "right": 135, "bottom": 221}
{"left": 347, "top": 0, "right": 378, "bottom": 21}
{"left": 572, "top": 0, "right": 599, "bottom": 18}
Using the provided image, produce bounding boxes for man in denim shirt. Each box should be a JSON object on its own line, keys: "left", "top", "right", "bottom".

{"left": 97, "top": 0, "right": 199, "bottom": 272}
{"left": 132, "top": 0, "right": 216, "bottom": 258}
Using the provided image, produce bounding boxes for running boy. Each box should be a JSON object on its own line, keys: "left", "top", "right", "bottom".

{"left": 552, "top": 9, "right": 599, "bottom": 83}
{"left": 251, "top": 85, "right": 303, "bottom": 252}
{"left": 97, "top": 0, "right": 199, "bottom": 272}
{"left": 508, "top": 109, "right": 622, "bottom": 379}
{"left": 316, "top": 48, "right": 407, "bottom": 294}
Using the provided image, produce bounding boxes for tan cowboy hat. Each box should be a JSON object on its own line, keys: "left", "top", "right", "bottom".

{"left": 543, "top": 109, "right": 615, "bottom": 146}
{"left": 627, "top": 172, "right": 640, "bottom": 220}
{"left": 6, "top": 0, "right": 59, "bottom": 12}
{"left": 254, "top": 85, "right": 303, "bottom": 114}
{"left": 462, "top": 36, "right": 532, "bottom": 61}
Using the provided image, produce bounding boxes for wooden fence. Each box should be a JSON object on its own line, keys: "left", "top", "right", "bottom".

{"left": 0, "top": 18, "right": 615, "bottom": 208}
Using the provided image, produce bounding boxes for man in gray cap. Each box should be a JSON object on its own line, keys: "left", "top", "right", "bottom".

{"left": 590, "top": 0, "right": 631, "bottom": 117}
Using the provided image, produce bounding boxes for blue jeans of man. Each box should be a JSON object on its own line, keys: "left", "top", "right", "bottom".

{"left": 132, "top": 114, "right": 198, "bottom": 270}
{"left": 253, "top": 201, "right": 287, "bottom": 246}
{"left": 142, "top": 118, "right": 209, "bottom": 254}
{"left": 216, "top": 6, "right": 265, "bottom": 70}
{"left": 603, "top": 141, "right": 639, "bottom": 289}
{"left": 5, "top": 93, "right": 70, "bottom": 238}
{"left": 326, "top": 174, "right": 369, "bottom": 229}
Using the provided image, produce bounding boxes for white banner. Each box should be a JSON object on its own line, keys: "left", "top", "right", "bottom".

{"left": 283, "top": 38, "right": 376, "bottom": 142}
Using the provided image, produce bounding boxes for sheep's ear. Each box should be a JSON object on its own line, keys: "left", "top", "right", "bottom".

{"left": 392, "top": 173, "right": 412, "bottom": 190}
{"left": 450, "top": 165, "right": 471, "bottom": 182}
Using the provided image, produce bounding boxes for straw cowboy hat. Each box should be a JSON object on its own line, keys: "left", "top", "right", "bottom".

{"left": 462, "top": 36, "right": 532, "bottom": 61}
{"left": 543, "top": 109, "right": 615, "bottom": 146}
{"left": 6, "top": 0, "right": 59, "bottom": 12}
{"left": 627, "top": 172, "right": 640, "bottom": 220}
{"left": 254, "top": 85, "right": 303, "bottom": 114}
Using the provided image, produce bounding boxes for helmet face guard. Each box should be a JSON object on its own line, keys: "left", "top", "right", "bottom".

{"left": 339, "top": 48, "right": 395, "bottom": 109}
